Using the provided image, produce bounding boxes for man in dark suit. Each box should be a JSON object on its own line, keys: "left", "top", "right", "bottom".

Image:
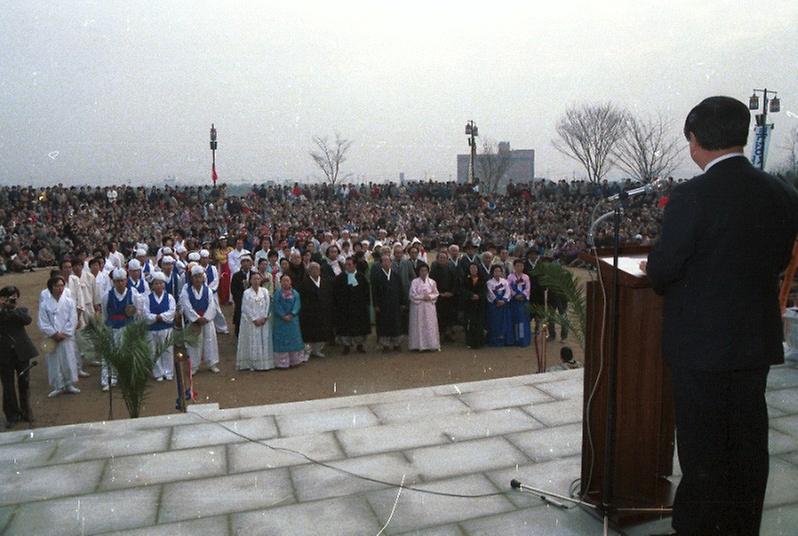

{"left": 230, "top": 254, "right": 254, "bottom": 337}
{"left": 0, "top": 286, "right": 39, "bottom": 428}
{"left": 643, "top": 96, "right": 798, "bottom": 535}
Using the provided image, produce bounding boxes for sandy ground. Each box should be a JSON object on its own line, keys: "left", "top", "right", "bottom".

{"left": 0, "top": 269, "right": 584, "bottom": 430}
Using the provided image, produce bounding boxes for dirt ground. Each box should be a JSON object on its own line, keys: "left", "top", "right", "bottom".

{"left": 0, "top": 269, "right": 584, "bottom": 430}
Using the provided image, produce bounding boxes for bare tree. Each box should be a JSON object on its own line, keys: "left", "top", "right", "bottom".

{"left": 477, "top": 139, "right": 513, "bottom": 194}
{"left": 309, "top": 133, "right": 353, "bottom": 185}
{"left": 612, "top": 113, "right": 683, "bottom": 183}
{"left": 553, "top": 102, "right": 627, "bottom": 183}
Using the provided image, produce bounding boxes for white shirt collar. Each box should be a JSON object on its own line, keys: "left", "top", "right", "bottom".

{"left": 704, "top": 152, "right": 745, "bottom": 172}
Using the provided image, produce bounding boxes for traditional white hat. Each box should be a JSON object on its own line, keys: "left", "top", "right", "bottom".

{"left": 175, "top": 245, "right": 187, "bottom": 254}
{"left": 190, "top": 265, "right": 205, "bottom": 276}
{"left": 161, "top": 255, "right": 175, "bottom": 265}
{"left": 112, "top": 268, "right": 127, "bottom": 281}
{"left": 135, "top": 248, "right": 147, "bottom": 257}
{"left": 161, "top": 246, "right": 173, "bottom": 256}
{"left": 128, "top": 259, "right": 142, "bottom": 271}
{"left": 199, "top": 249, "right": 210, "bottom": 258}
{"left": 361, "top": 239, "right": 370, "bottom": 246}
{"left": 150, "top": 271, "right": 167, "bottom": 283}
{"left": 240, "top": 254, "right": 253, "bottom": 262}
{"left": 188, "top": 252, "right": 201, "bottom": 262}
{"left": 241, "top": 249, "right": 251, "bottom": 256}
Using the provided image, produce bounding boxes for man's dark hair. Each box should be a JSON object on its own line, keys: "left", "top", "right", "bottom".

{"left": 560, "top": 346, "right": 574, "bottom": 362}
{"left": 683, "top": 96, "right": 750, "bottom": 150}
{"left": 0, "top": 285, "right": 20, "bottom": 299}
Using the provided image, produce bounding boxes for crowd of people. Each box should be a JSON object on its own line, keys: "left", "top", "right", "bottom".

{"left": 0, "top": 178, "right": 674, "bottom": 276}
{"left": 0, "top": 178, "right": 675, "bottom": 406}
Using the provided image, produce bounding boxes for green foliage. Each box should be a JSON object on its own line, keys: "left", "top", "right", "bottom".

{"left": 529, "top": 262, "right": 587, "bottom": 349}
{"left": 79, "top": 318, "right": 199, "bottom": 419}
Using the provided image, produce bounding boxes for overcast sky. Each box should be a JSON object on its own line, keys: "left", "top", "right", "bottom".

{"left": 1, "top": 0, "right": 796, "bottom": 185}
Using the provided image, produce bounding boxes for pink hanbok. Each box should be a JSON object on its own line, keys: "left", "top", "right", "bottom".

{"left": 408, "top": 276, "right": 440, "bottom": 351}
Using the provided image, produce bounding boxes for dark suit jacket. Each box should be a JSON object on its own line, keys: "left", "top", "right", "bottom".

{"left": 231, "top": 269, "right": 253, "bottom": 327}
{"left": 0, "top": 307, "right": 39, "bottom": 365}
{"left": 646, "top": 156, "right": 798, "bottom": 371}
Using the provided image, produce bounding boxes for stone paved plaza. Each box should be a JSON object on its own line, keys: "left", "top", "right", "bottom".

{"left": 1, "top": 364, "right": 797, "bottom": 535}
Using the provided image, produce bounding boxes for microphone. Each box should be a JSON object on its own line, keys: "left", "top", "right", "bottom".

{"left": 510, "top": 479, "right": 522, "bottom": 489}
{"left": 20, "top": 360, "right": 38, "bottom": 377}
{"left": 607, "top": 177, "right": 668, "bottom": 202}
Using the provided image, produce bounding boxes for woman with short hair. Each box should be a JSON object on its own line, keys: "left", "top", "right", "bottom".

{"left": 37, "top": 276, "right": 80, "bottom": 397}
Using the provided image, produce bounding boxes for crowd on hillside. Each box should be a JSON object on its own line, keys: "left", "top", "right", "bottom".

{"left": 0, "top": 178, "right": 675, "bottom": 276}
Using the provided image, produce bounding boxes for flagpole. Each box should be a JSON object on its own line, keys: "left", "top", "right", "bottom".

{"left": 210, "top": 123, "right": 218, "bottom": 185}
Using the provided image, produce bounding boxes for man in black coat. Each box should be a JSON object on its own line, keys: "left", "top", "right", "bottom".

{"left": 370, "top": 253, "right": 404, "bottom": 352}
{"left": 430, "top": 251, "right": 460, "bottom": 342}
{"left": 0, "top": 286, "right": 39, "bottom": 427}
{"left": 644, "top": 96, "right": 798, "bottom": 536}
{"left": 230, "top": 254, "right": 254, "bottom": 337}
{"left": 298, "top": 262, "right": 333, "bottom": 358}
{"left": 333, "top": 258, "right": 371, "bottom": 354}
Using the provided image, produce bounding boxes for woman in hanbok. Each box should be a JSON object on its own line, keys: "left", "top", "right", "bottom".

{"left": 215, "top": 235, "right": 233, "bottom": 305}
{"left": 462, "top": 263, "right": 486, "bottom": 349}
{"left": 408, "top": 263, "right": 440, "bottom": 351}
{"left": 272, "top": 274, "right": 305, "bottom": 368}
{"left": 37, "top": 275, "right": 80, "bottom": 397}
{"left": 486, "top": 265, "right": 515, "bottom": 347}
{"left": 507, "top": 259, "right": 532, "bottom": 347}
{"left": 236, "top": 272, "right": 274, "bottom": 371}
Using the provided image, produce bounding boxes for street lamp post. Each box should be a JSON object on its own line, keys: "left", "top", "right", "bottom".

{"left": 748, "top": 89, "right": 780, "bottom": 170}
{"left": 210, "top": 123, "right": 218, "bottom": 186}
{"left": 465, "top": 120, "right": 478, "bottom": 185}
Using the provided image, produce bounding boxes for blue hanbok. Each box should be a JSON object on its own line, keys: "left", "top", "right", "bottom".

{"left": 486, "top": 277, "right": 515, "bottom": 347}
{"left": 272, "top": 288, "right": 305, "bottom": 368}
{"left": 508, "top": 273, "right": 532, "bottom": 347}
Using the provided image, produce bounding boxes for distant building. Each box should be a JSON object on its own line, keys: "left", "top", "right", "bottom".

{"left": 456, "top": 142, "right": 535, "bottom": 190}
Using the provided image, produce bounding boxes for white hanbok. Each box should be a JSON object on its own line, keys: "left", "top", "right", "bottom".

{"left": 38, "top": 291, "right": 78, "bottom": 390}
{"left": 179, "top": 284, "right": 220, "bottom": 373}
{"left": 204, "top": 264, "right": 230, "bottom": 334}
{"left": 236, "top": 287, "right": 274, "bottom": 370}
{"left": 143, "top": 290, "right": 177, "bottom": 380}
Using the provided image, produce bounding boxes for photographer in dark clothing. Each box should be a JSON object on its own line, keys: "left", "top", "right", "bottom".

{"left": 0, "top": 286, "right": 39, "bottom": 428}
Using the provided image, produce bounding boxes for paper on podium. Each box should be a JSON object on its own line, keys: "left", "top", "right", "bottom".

{"left": 599, "top": 254, "right": 647, "bottom": 278}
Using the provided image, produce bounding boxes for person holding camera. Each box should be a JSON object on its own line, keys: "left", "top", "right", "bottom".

{"left": 0, "top": 286, "right": 39, "bottom": 427}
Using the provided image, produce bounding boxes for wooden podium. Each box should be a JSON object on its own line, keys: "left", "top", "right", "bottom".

{"left": 579, "top": 246, "right": 675, "bottom": 526}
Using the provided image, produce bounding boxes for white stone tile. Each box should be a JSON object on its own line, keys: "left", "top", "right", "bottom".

{"left": 101, "top": 446, "right": 226, "bottom": 491}
{"left": 461, "top": 504, "right": 609, "bottom": 536}
{"left": 0, "top": 439, "right": 57, "bottom": 469}
{"left": 109, "top": 515, "right": 230, "bottom": 536}
{"left": 371, "top": 396, "right": 471, "bottom": 424}
{"left": 440, "top": 408, "right": 546, "bottom": 443}
{"left": 780, "top": 450, "right": 798, "bottom": 467}
{"left": 767, "top": 366, "right": 798, "bottom": 390}
{"left": 0, "top": 505, "right": 14, "bottom": 533}
{"left": 770, "top": 428, "right": 798, "bottom": 455}
{"left": 50, "top": 428, "right": 169, "bottom": 464}
{"left": 291, "top": 452, "right": 419, "bottom": 502}
{"left": 431, "top": 376, "right": 534, "bottom": 396}
{"left": 534, "top": 377, "right": 584, "bottom": 400}
{"left": 160, "top": 468, "right": 294, "bottom": 523}
{"left": 336, "top": 408, "right": 543, "bottom": 458}
{"left": 5, "top": 486, "right": 160, "bottom": 536}
{"left": 761, "top": 503, "right": 798, "bottom": 536}
{"left": 506, "top": 423, "right": 583, "bottom": 462}
{"left": 485, "top": 456, "right": 583, "bottom": 508}
{"left": 766, "top": 389, "right": 798, "bottom": 414}
{"left": 408, "top": 437, "right": 529, "bottom": 480}
{"left": 170, "top": 416, "right": 278, "bottom": 450}
{"left": 769, "top": 406, "right": 788, "bottom": 417}
{"left": 771, "top": 415, "right": 798, "bottom": 439}
{"left": 233, "top": 495, "right": 381, "bottom": 536}
{"left": 336, "top": 420, "right": 449, "bottom": 458}
{"left": 459, "top": 386, "right": 554, "bottom": 411}
{"left": 765, "top": 456, "right": 798, "bottom": 508}
{"left": 275, "top": 406, "right": 379, "bottom": 437}
{"left": 522, "top": 398, "right": 583, "bottom": 427}
{"left": 0, "top": 459, "right": 104, "bottom": 506}
{"left": 396, "top": 525, "right": 466, "bottom": 536}
{"left": 228, "top": 432, "right": 344, "bottom": 473}
{"left": 366, "top": 474, "right": 514, "bottom": 534}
